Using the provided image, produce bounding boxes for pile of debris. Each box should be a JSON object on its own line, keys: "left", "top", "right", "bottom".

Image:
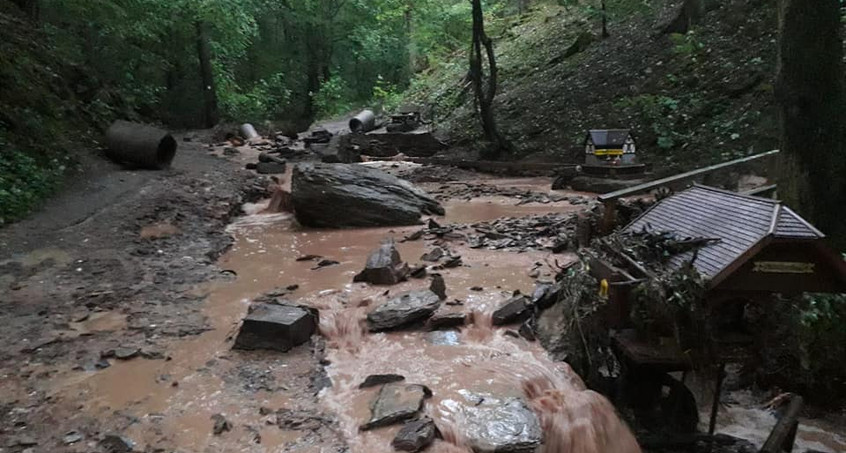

{"left": 426, "top": 182, "right": 589, "bottom": 205}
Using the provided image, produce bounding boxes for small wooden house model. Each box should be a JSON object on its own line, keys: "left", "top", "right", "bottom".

{"left": 584, "top": 129, "right": 637, "bottom": 166}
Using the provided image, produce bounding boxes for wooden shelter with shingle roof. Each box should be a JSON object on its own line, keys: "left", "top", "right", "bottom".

{"left": 623, "top": 185, "right": 846, "bottom": 294}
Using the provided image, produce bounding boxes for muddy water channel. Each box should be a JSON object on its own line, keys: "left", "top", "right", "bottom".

{"left": 37, "top": 170, "right": 843, "bottom": 453}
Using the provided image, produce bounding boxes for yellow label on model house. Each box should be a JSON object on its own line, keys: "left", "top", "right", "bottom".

{"left": 594, "top": 149, "right": 624, "bottom": 156}
{"left": 752, "top": 261, "right": 815, "bottom": 274}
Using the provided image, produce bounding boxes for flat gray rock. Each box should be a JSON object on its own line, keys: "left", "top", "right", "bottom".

{"left": 463, "top": 398, "right": 542, "bottom": 453}
{"left": 291, "top": 163, "right": 444, "bottom": 228}
{"left": 360, "top": 383, "right": 431, "bottom": 430}
{"left": 367, "top": 290, "right": 441, "bottom": 332}
{"left": 233, "top": 303, "right": 318, "bottom": 352}
{"left": 492, "top": 294, "right": 532, "bottom": 326}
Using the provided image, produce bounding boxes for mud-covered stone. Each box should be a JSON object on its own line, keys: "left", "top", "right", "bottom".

{"left": 429, "top": 274, "right": 446, "bottom": 300}
{"left": 256, "top": 161, "right": 287, "bottom": 174}
{"left": 463, "top": 398, "right": 542, "bottom": 453}
{"left": 291, "top": 163, "right": 444, "bottom": 228}
{"left": 492, "top": 294, "right": 532, "bottom": 326}
{"left": 360, "top": 383, "right": 431, "bottom": 430}
{"left": 233, "top": 303, "right": 317, "bottom": 352}
{"left": 427, "top": 311, "right": 466, "bottom": 330}
{"left": 420, "top": 247, "right": 445, "bottom": 262}
{"left": 353, "top": 241, "right": 410, "bottom": 285}
{"left": 359, "top": 373, "right": 405, "bottom": 388}
{"left": 392, "top": 417, "right": 437, "bottom": 452}
{"left": 367, "top": 290, "right": 441, "bottom": 332}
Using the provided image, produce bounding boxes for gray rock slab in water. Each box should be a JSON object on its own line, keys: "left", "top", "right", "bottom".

{"left": 367, "top": 290, "right": 441, "bottom": 332}
{"left": 359, "top": 373, "right": 405, "bottom": 389}
{"left": 392, "top": 417, "right": 437, "bottom": 452}
{"left": 256, "top": 161, "right": 287, "bottom": 174}
{"left": 233, "top": 303, "right": 317, "bottom": 352}
{"left": 353, "top": 241, "right": 410, "bottom": 285}
{"left": 463, "top": 398, "right": 542, "bottom": 453}
{"left": 492, "top": 294, "right": 532, "bottom": 326}
{"left": 427, "top": 311, "right": 466, "bottom": 330}
{"left": 360, "top": 383, "right": 431, "bottom": 430}
{"left": 291, "top": 163, "right": 444, "bottom": 228}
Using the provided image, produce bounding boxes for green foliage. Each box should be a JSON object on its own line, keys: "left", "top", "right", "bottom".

{"left": 614, "top": 94, "right": 683, "bottom": 152}
{"left": 0, "top": 139, "right": 68, "bottom": 224}
{"left": 795, "top": 292, "right": 846, "bottom": 396}
{"left": 669, "top": 31, "right": 704, "bottom": 60}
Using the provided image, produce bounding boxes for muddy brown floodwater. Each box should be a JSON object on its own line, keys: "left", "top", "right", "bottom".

{"left": 37, "top": 174, "right": 643, "bottom": 453}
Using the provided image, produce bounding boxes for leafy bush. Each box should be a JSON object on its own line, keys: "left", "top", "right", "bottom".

{"left": 0, "top": 138, "right": 68, "bottom": 225}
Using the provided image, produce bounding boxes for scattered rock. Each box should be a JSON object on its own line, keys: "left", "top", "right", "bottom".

{"left": 470, "top": 286, "right": 484, "bottom": 292}
{"left": 62, "top": 431, "right": 83, "bottom": 445}
{"left": 427, "top": 311, "right": 465, "bottom": 330}
{"left": 420, "top": 247, "right": 445, "bottom": 262}
{"left": 311, "top": 259, "right": 340, "bottom": 270}
{"left": 439, "top": 255, "right": 462, "bottom": 269}
{"left": 360, "top": 383, "right": 431, "bottom": 430}
{"left": 114, "top": 347, "right": 140, "bottom": 360}
{"left": 445, "top": 299, "right": 464, "bottom": 306}
{"left": 366, "top": 290, "right": 441, "bottom": 332}
{"left": 518, "top": 321, "right": 536, "bottom": 341}
{"left": 223, "top": 147, "right": 239, "bottom": 156}
{"left": 296, "top": 254, "right": 322, "bottom": 261}
{"left": 463, "top": 398, "right": 541, "bottom": 453}
{"left": 531, "top": 282, "right": 560, "bottom": 310}
{"left": 427, "top": 218, "right": 441, "bottom": 229}
{"left": 211, "top": 413, "right": 233, "bottom": 435}
{"left": 291, "top": 163, "right": 444, "bottom": 228}
{"left": 392, "top": 417, "right": 437, "bottom": 452}
{"left": 100, "top": 434, "right": 135, "bottom": 453}
{"left": 276, "top": 408, "right": 330, "bottom": 431}
{"left": 353, "top": 241, "right": 410, "bottom": 285}
{"left": 492, "top": 293, "right": 532, "bottom": 326}
{"left": 404, "top": 229, "right": 425, "bottom": 241}
{"left": 429, "top": 274, "right": 446, "bottom": 300}
{"left": 233, "top": 303, "right": 318, "bottom": 352}
{"left": 359, "top": 373, "right": 406, "bottom": 389}
{"left": 504, "top": 330, "right": 520, "bottom": 338}
{"left": 409, "top": 265, "right": 427, "bottom": 279}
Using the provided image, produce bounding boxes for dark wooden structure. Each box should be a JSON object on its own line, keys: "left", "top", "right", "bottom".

{"left": 598, "top": 185, "right": 846, "bottom": 450}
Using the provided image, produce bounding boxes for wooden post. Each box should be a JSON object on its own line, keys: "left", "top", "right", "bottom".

{"left": 708, "top": 363, "right": 726, "bottom": 437}
{"left": 760, "top": 395, "right": 803, "bottom": 453}
{"left": 602, "top": 199, "right": 618, "bottom": 233}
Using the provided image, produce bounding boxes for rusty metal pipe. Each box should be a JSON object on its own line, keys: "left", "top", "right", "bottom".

{"left": 349, "top": 109, "right": 376, "bottom": 133}
{"left": 105, "top": 120, "right": 177, "bottom": 170}
{"left": 240, "top": 123, "right": 259, "bottom": 140}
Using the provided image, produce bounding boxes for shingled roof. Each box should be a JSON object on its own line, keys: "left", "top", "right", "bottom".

{"left": 623, "top": 185, "right": 824, "bottom": 281}
{"left": 586, "top": 129, "right": 631, "bottom": 147}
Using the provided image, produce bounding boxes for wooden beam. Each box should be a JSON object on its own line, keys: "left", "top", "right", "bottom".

{"left": 760, "top": 395, "right": 804, "bottom": 453}
{"left": 598, "top": 150, "right": 780, "bottom": 202}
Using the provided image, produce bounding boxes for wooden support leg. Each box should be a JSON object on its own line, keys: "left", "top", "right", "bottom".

{"left": 708, "top": 363, "right": 726, "bottom": 436}
{"left": 602, "top": 199, "right": 618, "bottom": 233}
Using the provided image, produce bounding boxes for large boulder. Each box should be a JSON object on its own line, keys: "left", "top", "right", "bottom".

{"left": 360, "top": 383, "right": 432, "bottom": 430}
{"left": 233, "top": 303, "right": 318, "bottom": 352}
{"left": 367, "top": 290, "right": 441, "bottom": 332}
{"left": 463, "top": 398, "right": 542, "bottom": 453}
{"left": 353, "top": 241, "right": 410, "bottom": 285}
{"left": 291, "top": 163, "right": 444, "bottom": 228}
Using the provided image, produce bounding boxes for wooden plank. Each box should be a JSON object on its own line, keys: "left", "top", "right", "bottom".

{"left": 597, "top": 150, "right": 780, "bottom": 202}
{"left": 760, "top": 395, "right": 803, "bottom": 453}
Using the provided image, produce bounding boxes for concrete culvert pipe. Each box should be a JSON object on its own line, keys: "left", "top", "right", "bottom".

{"left": 349, "top": 109, "right": 376, "bottom": 133}
{"left": 240, "top": 123, "right": 259, "bottom": 140}
{"left": 106, "top": 120, "right": 177, "bottom": 170}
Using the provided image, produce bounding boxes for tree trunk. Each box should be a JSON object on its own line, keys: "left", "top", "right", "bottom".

{"left": 195, "top": 21, "right": 220, "bottom": 128}
{"left": 11, "top": 0, "right": 39, "bottom": 21}
{"left": 601, "top": 0, "right": 610, "bottom": 38}
{"left": 776, "top": 0, "right": 846, "bottom": 250}
{"left": 470, "top": 0, "right": 510, "bottom": 158}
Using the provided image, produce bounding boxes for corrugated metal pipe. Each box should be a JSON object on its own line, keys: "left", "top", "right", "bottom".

{"left": 240, "top": 123, "right": 259, "bottom": 140}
